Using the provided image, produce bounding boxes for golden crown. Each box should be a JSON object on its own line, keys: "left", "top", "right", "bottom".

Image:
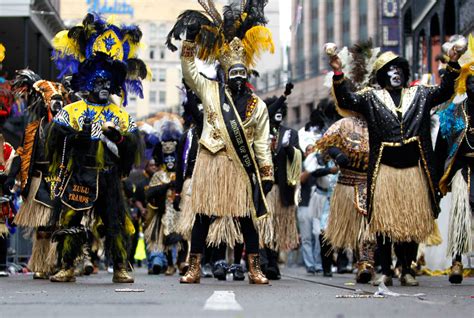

{"left": 219, "top": 37, "right": 247, "bottom": 74}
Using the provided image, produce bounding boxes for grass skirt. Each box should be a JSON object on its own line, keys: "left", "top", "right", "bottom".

{"left": 260, "top": 185, "right": 298, "bottom": 251}
{"left": 370, "top": 164, "right": 434, "bottom": 242}
{"left": 324, "top": 183, "right": 364, "bottom": 250}
{"left": 28, "top": 234, "right": 57, "bottom": 273}
{"left": 447, "top": 169, "right": 472, "bottom": 256}
{"left": 175, "top": 178, "right": 195, "bottom": 241}
{"left": 14, "top": 175, "right": 52, "bottom": 228}
{"left": 191, "top": 149, "right": 252, "bottom": 218}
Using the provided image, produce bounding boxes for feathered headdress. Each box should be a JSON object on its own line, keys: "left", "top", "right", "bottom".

{"left": 51, "top": 13, "right": 150, "bottom": 105}
{"left": 33, "top": 80, "right": 70, "bottom": 122}
{"left": 166, "top": 0, "right": 274, "bottom": 73}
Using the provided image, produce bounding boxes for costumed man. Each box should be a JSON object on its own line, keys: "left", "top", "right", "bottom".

{"left": 6, "top": 76, "right": 70, "bottom": 280}
{"left": 46, "top": 13, "right": 149, "bottom": 283}
{"left": 327, "top": 37, "right": 464, "bottom": 286}
{"left": 145, "top": 118, "right": 188, "bottom": 276}
{"left": 315, "top": 42, "right": 377, "bottom": 283}
{"left": 437, "top": 35, "right": 474, "bottom": 284}
{"left": 167, "top": 0, "right": 275, "bottom": 284}
{"left": 260, "top": 83, "right": 302, "bottom": 280}
{"left": 47, "top": 52, "right": 140, "bottom": 283}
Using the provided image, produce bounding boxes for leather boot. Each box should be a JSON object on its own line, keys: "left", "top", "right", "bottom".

{"left": 50, "top": 267, "right": 76, "bottom": 283}
{"left": 356, "top": 261, "right": 375, "bottom": 284}
{"left": 178, "top": 262, "right": 189, "bottom": 276}
{"left": 180, "top": 254, "right": 201, "bottom": 284}
{"left": 247, "top": 254, "right": 269, "bottom": 285}
{"left": 449, "top": 261, "right": 463, "bottom": 284}
{"left": 165, "top": 265, "right": 177, "bottom": 276}
{"left": 33, "top": 272, "right": 49, "bottom": 280}
{"left": 400, "top": 273, "right": 419, "bottom": 286}
{"left": 113, "top": 264, "right": 134, "bottom": 283}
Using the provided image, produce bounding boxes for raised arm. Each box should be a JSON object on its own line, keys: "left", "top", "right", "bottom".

{"left": 329, "top": 55, "right": 367, "bottom": 115}
{"left": 181, "top": 40, "right": 209, "bottom": 102}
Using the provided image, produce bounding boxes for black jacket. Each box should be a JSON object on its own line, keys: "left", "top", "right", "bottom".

{"left": 332, "top": 61, "right": 460, "bottom": 219}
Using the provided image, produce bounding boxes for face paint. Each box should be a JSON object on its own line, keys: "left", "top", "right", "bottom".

{"left": 228, "top": 65, "right": 248, "bottom": 93}
{"left": 387, "top": 65, "right": 404, "bottom": 88}
{"left": 274, "top": 112, "right": 283, "bottom": 123}
{"left": 91, "top": 77, "right": 111, "bottom": 103}
{"left": 164, "top": 155, "right": 176, "bottom": 170}
{"left": 161, "top": 141, "right": 177, "bottom": 154}
{"left": 50, "top": 96, "right": 64, "bottom": 115}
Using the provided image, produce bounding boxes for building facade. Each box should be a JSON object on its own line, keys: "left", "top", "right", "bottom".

{"left": 401, "top": 0, "right": 474, "bottom": 82}
{"left": 262, "top": 0, "right": 379, "bottom": 128}
{"left": 0, "top": 0, "right": 64, "bottom": 80}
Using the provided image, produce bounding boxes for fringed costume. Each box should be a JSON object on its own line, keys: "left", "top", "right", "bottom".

{"left": 47, "top": 13, "right": 148, "bottom": 283}
{"left": 167, "top": 0, "right": 274, "bottom": 284}
{"left": 437, "top": 38, "right": 474, "bottom": 283}
{"left": 331, "top": 49, "right": 461, "bottom": 285}
{"left": 9, "top": 77, "right": 70, "bottom": 278}
{"left": 145, "top": 117, "right": 188, "bottom": 276}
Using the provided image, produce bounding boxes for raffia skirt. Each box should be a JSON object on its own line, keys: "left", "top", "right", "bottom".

{"left": 370, "top": 164, "right": 435, "bottom": 243}
{"left": 14, "top": 175, "right": 52, "bottom": 228}
{"left": 175, "top": 178, "right": 194, "bottom": 241}
{"left": 259, "top": 185, "right": 298, "bottom": 251}
{"left": 27, "top": 233, "right": 57, "bottom": 273}
{"left": 191, "top": 149, "right": 253, "bottom": 218}
{"left": 144, "top": 201, "right": 178, "bottom": 252}
{"left": 446, "top": 169, "right": 473, "bottom": 256}
{"left": 324, "top": 183, "right": 365, "bottom": 250}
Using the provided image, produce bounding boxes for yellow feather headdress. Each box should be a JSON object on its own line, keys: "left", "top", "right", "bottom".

{"left": 0, "top": 43, "right": 5, "bottom": 63}
{"left": 166, "top": 0, "right": 274, "bottom": 73}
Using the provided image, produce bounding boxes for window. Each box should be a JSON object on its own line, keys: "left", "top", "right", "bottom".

{"left": 149, "top": 46, "right": 156, "bottom": 60}
{"left": 159, "top": 91, "right": 166, "bottom": 104}
{"left": 149, "top": 90, "right": 157, "bottom": 104}
{"left": 151, "top": 68, "right": 158, "bottom": 82}
{"left": 158, "top": 69, "right": 166, "bottom": 82}
{"left": 160, "top": 48, "right": 165, "bottom": 60}
{"left": 293, "top": 105, "right": 301, "bottom": 125}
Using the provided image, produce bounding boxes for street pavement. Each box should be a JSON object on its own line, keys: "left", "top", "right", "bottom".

{"left": 0, "top": 266, "right": 472, "bottom": 318}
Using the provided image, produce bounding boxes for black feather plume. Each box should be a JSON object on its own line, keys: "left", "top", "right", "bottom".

{"left": 165, "top": 10, "right": 214, "bottom": 52}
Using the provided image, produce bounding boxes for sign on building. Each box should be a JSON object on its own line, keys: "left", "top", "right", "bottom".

{"left": 380, "top": 0, "right": 401, "bottom": 54}
{"left": 87, "top": 0, "right": 134, "bottom": 17}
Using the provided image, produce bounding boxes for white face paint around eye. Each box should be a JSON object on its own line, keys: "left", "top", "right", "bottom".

{"left": 387, "top": 65, "right": 402, "bottom": 88}
{"left": 229, "top": 66, "right": 247, "bottom": 80}
{"left": 274, "top": 113, "right": 283, "bottom": 122}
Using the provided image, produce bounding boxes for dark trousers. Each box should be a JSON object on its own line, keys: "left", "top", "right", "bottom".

{"left": 377, "top": 235, "right": 418, "bottom": 276}
{"left": 319, "top": 234, "right": 332, "bottom": 273}
{"left": 0, "top": 236, "right": 7, "bottom": 271}
{"left": 191, "top": 215, "right": 259, "bottom": 254}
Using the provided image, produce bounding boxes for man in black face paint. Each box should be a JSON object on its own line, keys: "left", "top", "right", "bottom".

{"left": 438, "top": 61, "right": 474, "bottom": 285}
{"left": 329, "top": 45, "right": 463, "bottom": 286}
{"left": 177, "top": 24, "right": 274, "bottom": 284}
{"left": 5, "top": 78, "right": 69, "bottom": 280}
{"left": 47, "top": 52, "right": 140, "bottom": 284}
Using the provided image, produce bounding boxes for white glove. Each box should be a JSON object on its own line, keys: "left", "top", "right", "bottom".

{"left": 304, "top": 152, "right": 318, "bottom": 173}
{"left": 281, "top": 130, "right": 291, "bottom": 147}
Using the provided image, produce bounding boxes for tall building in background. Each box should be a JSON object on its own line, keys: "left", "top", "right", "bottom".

{"left": 274, "top": 0, "right": 379, "bottom": 128}
{"left": 0, "top": 0, "right": 64, "bottom": 80}
{"left": 59, "top": 0, "right": 224, "bottom": 119}
{"left": 401, "top": 0, "right": 474, "bottom": 83}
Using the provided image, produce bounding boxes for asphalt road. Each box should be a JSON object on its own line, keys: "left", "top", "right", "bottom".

{"left": 1, "top": 266, "right": 472, "bottom": 318}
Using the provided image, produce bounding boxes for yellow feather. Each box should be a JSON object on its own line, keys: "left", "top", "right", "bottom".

{"left": 242, "top": 26, "right": 275, "bottom": 68}
{"left": 52, "top": 30, "right": 85, "bottom": 61}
